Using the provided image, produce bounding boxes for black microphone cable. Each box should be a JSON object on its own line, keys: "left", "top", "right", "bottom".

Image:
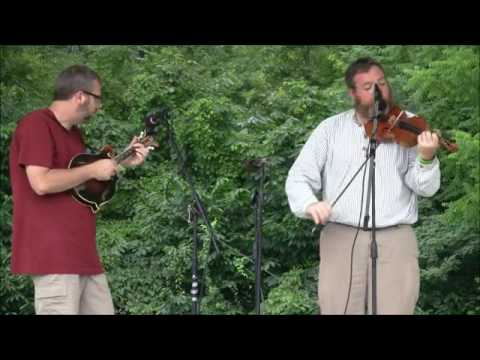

{"left": 343, "top": 141, "right": 371, "bottom": 315}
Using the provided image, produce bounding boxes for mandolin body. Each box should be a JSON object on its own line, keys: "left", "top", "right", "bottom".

{"left": 68, "top": 127, "right": 159, "bottom": 213}
{"left": 69, "top": 151, "right": 117, "bottom": 213}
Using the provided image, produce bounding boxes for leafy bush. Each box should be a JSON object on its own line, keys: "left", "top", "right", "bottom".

{"left": 1, "top": 45, "right": 478, "bottom": 315}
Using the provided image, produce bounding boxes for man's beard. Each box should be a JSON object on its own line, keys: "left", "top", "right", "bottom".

{"left": 78, "top": 103, "right": 94, "bottom": 123}
{"left": 354, "top": 98, "right": 372, "bottom": 119}
{"left": 354, "top": 94, "right": 393, "bottom": 121}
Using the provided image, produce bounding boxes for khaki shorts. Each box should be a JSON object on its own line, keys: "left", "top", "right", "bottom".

{"left": 32, "top": 274, "right": 115, "bottom": 315}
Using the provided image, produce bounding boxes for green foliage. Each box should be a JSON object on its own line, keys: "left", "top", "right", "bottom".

{"left": 264, "top": 267, "right": 318, "bottom": 315}
{"left": 0, "top": 241, "right": 34, "bottom": 314}
{"left": 416, "top": 131, "right": 479, "bottom": 314}
{"left": 1, "top": 45, "right": 479, "bottom": 315}
{"left": 403, "top": 46, "right": 479, "bottom": 133}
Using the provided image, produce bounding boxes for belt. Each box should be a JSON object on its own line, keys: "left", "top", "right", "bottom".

{"left": 330, "top": 222, "right": 403, "bottom": 231}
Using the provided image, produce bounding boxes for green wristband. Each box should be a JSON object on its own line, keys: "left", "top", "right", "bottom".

{"left": 418, "top": 156, "right": 434, "bottom": 165}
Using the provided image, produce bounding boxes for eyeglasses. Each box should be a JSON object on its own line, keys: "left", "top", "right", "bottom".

{"left": 82, "top": 90, "right": 102, "bottom": 102}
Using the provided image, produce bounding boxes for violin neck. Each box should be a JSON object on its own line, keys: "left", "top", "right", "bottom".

{"left": 438, "top": 136, "right": 459, "bottom": 153}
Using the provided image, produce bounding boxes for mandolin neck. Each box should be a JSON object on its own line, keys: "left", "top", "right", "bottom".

{"left": 114, "top": 147, "right": 136, "bottom": 164}
{"left": 110, "top": 135, "right": 158, "bottom": 164}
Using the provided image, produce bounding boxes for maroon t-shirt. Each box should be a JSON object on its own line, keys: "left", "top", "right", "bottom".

{"left": 9, "top": 108, "right": 103, "bottom": 275}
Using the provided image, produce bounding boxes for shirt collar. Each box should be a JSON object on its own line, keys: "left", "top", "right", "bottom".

{"left": 351, "top": 109, "right": 363, "bottom": 127}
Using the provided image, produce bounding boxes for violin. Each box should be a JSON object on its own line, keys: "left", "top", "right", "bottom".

{"left": 363, "top": 105, "right": 458, "bottom": 153}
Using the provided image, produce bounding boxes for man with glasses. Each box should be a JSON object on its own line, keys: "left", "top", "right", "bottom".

{"left": 9, "top": 64, "right": 150, "bottom": 314}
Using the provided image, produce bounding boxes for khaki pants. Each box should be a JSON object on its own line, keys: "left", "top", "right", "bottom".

{"left": 32, "top": 274, "right": 115, "bottom": 315}
{"left": 318, "top": 223, "right": 420, "bottom": 315}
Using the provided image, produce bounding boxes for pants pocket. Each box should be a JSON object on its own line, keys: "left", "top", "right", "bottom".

{"left": 33, "top": 275, "right": 70, "bottom": 314}
{"left": 33, "top": 275, "right": 68, "bottom": 298}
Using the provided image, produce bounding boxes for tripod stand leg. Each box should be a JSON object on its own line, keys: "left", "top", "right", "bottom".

{"left": 189, "top": 205, "right": 200, "bottom": 315}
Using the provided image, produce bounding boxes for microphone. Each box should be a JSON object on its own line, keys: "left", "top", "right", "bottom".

{"left": 144, "top": 107, "right": 169, "bottom": 129}
{"left": 245, "top": 158, "right": 268, "bottom": 172}
{"left": 370, "top": 83, "right": 387, "bottom": 143}
{"left": 374, "top": 83, "right": 387, "bottom": 115}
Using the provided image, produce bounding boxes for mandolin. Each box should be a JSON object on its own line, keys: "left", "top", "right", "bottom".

{"left": 69, "top": 128, "right": 159, "bottom": 213}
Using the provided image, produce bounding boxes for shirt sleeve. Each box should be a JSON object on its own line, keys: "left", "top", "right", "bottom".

{"left": 285, "top": 123, "right": 328, "bottom": 219}
{"left": 16, "top": 116, "right": 55, "bottom": 169}
{"left": 404, "top": 146, "right": 441, "bottom": 197}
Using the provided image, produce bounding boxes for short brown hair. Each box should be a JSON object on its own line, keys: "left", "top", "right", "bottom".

{"left": 344, "top": 57, "right": 385, "bottom": 90}
{"left": 53, "top": 64, "right": 101, "bottom": 101}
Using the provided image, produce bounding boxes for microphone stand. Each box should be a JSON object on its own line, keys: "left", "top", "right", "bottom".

{"left": 163, "top": 114, "right": 220, "bottom": 315}
{"left": 188, "top": 203, "right": 200, "bottom": 314}
{"left": 362, "top": 84, "right": 383, "bottom": 315}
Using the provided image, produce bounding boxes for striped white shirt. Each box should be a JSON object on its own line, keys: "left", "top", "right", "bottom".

{"left": 285, "top": 109, "right": 441, "bottom": 228}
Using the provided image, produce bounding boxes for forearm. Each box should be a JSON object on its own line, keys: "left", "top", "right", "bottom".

{"left": 285, "top": 127, "right": 327, "bottom": 218}
{"left": 31, "top": 164, "right": 95, "bottom": 195}
{"left": 404, "top": 156, "right": 441, "bottom": 197}
{"left": 285, "top": 170, "right": 322, "bottom": 219}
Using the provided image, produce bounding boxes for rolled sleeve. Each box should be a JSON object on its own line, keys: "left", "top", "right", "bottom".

{"left": 405, "top": 154, "right": 441, "bottom": 197}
